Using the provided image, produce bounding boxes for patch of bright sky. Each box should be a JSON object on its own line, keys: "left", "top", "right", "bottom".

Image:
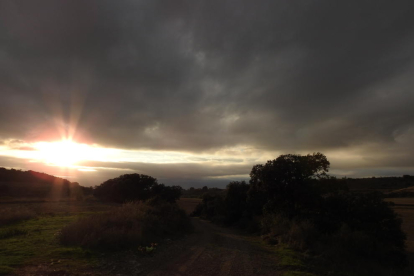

{"left": 0, "top": 140, "right": 275, "bottom": 168}
{"left": 0, "top": 139, "right": 376, "bottom": 179}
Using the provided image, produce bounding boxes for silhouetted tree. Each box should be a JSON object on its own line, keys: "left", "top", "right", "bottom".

{"left": 151, "top": 184, "right": 182, "bottom": 203}
{"left": 225, "top": 181, "right": 250, "bottom": 223}
{"left": 248, "top": 152, "right": 329, "bottom": 217}
{"left": 94, "top": 173, "right": 181, "bottom": 203}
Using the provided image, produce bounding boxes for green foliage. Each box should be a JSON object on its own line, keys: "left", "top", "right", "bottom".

{"left": 93, "top": 174, "right": 182, "bottom": 203}
{"left": 0, "top": 213, "right": 96, "bottom": 275}
{"left": 0, "top": 266, "right": 13, "bottom": 276}
{"left": 59, "top": 201, "right": 192, "bottom": 250}
{"left": 275, "top": 244, "right": 305, "bottom": 268}
{"left": 0, "top": 228, "right": 27, "bottom": 239}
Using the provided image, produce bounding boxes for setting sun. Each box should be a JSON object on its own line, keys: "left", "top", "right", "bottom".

{"left": 34, "top": 140, "right": 91, "bottom": 167}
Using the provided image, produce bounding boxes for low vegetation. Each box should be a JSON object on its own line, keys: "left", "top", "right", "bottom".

{"left": 181, "top": 186, "right": 225, "bottom": 198}
{"left": 0, "top": 210, "right": 98, "bottom": 275}
{"left": 1, "top": 160, "right": 412, "bottom": 275}
{"left": 60, "top": 200, "right": 192, "bottom": 250}
{"left": 0, "top": 205, "right": 37, "bottom": 225}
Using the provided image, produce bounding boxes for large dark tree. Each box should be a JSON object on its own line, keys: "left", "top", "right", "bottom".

{"left": 225, "top": 181, "right": 250, "bottom": 223}
{"left": 248, "top": 152, "right": 329, "bottom": 216}
{"left": 94, "top": 174, "right": 181, "bottom": 203}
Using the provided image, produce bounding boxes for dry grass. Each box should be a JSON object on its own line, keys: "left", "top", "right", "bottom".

{"left": 177, "top": 198, "right": 202, "bottom": 214}
{"left": 0, "top": 205, "right": 36, "bottom": 225}
{"left": 59, "top": 201, "right": 192, "bottom": 250}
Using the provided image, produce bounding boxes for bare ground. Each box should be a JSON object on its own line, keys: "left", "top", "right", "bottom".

{"left": 14, "top": 218, "right": 281, "bottom": 276}
{"left": 137, "top": 218, "right": 281, "bottom": 276}
{"left": 14, "top": 198, "right": 281, "bottom": 276}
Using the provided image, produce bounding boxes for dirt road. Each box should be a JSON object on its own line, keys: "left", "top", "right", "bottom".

{"left": 138, "top": 218, "right": 281, "bottom": 276}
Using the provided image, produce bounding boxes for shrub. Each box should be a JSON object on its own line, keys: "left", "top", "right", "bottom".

{"left": 191, "top": 193, "right": 226, "bottom": 223}
{"left": 261, "top": 192, "right": 407, "bottom": 266}
{"left": 59, "top": 201, "right": 192, "bottom": 250}
{"left": 191, "top": 182, "right": 253, "bottom": 226}
{"left": 261, "top": 213, "right": 319, "bottom": 250}
{"left": 320, "top": 192, "right": 407, "bottom": 266}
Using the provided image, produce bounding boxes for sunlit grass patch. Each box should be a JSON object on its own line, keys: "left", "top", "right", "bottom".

{"left": 0, "top": 213, "right": 99, "bottom": 275}
{"left": 274, "top": 244, "right": 304, "bottom": 268}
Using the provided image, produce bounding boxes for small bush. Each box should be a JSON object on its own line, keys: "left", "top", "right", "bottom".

{"left": 261, "top": 192, "right": 407, "bottom": 267}
{"left": 191, "top": 193, "right": 226, "bottom": 223}
{"left": 59, "top": 201, "right": 192, "bottom": 250}
{"left": 261, "top": 214, "right": 318, "bottom": 250}
{"left": 0, "top": 205, "right": 36, "bottom": 225}
{"left": 320, "top": 192, "right": 407, "bottom": 266}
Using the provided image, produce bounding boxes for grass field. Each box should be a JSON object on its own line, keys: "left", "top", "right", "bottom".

{"left": 177, "top": 197, "right": 201, "bottom": 214}
{"left": 2, "top": 197, "right": 414, "bottom": 275}
{"left": 0, "top": 198, "right": 200, "bottom": 275}
{"left": 0, "top": 200, "right": 115, "bottom": 275}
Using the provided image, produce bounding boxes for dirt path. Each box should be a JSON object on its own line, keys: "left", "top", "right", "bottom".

{"left": 138, "top": 218, "right": 281, "bottom": 276}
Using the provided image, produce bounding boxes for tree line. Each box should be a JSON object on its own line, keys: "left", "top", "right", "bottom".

{"left": 191, "top": 153, "right": 407, "bottom": 269}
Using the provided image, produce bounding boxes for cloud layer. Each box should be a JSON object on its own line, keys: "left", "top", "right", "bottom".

{"left": 1, "top": 1, "right": 414, "bottom": 185}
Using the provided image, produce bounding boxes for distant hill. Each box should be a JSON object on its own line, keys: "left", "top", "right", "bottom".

{"left": 343, "top": 175, "right": 414, "bottom": 193}
{"left": 0, "top": 167, "right": 83, "bottom": 200}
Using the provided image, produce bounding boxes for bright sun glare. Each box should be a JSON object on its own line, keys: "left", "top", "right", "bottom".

{"left": 35, "top": 140, "right": 90, "bottom": 167}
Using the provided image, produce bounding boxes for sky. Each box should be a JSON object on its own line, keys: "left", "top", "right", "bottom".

{"left": 1, "top": 0, "right": 414, "bottom": 188}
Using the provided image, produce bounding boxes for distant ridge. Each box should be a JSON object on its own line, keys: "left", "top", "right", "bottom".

{"left": 0, "top": 167, "right": 82, "bottom": 200}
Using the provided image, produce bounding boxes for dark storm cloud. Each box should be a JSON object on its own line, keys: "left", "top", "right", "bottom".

{"left": 1, "top": 0, "right": 414, "bottom": 162}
